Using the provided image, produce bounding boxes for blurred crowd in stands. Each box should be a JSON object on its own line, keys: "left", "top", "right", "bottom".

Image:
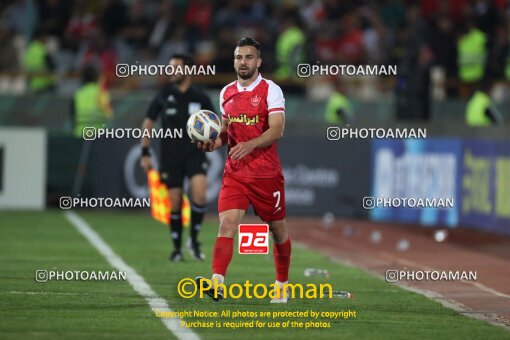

{"left": 1, "top": 0, "right": 510, "bottom": 98}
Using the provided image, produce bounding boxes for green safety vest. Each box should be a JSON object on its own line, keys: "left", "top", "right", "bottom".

{"left": 325, "top": 92, "right": 352, "bottom": 124}
{"left": 23, "top": 40, "right": 55, "bottom": 91}
{"left": 73, "top": 83, "right": 108, "bottom": 137}
{"left": 276, "top": 27, "right": 305, "bottom": 79}
{"left": 466, "top": 91, "right": 492, "bottom": 126}
{"left": 457, "top": 29, "right": 486, "bottom": 83}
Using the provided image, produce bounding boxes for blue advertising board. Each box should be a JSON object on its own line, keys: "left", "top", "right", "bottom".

{"left": 371, "top": 138, "right": 462, "bottom": 227}
{"left": 371, "top": 137, "right": 510, "bottom": 234}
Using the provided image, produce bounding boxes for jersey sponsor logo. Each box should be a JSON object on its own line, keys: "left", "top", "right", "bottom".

{"left": 165, "top": 108, "right": 177, "bottom": 115}
{"left": 188, "top": 102, "right": 202, "bottom": 115}
{"left": 250, "top": 95, "right": 261, "bottom": 106}
{"left": 167, "top": 95, "right": 176, "bottom": 103}
{"left": 238, "top": 224, "right": 269, "bottom": 254}
{"left": 227, "top": 114, "right": 259, "bottom": 126}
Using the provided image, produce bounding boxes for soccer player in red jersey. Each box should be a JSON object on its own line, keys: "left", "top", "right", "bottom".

{"left": 195, "top": 37, "right": 291, "bottom": 303}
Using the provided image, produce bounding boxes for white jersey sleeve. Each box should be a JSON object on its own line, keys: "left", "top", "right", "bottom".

{"left": 266, "top": 81, "right": 285, "bottom": 115}
{"left": 219, "top": 85, "right": 227, "bottom": 119}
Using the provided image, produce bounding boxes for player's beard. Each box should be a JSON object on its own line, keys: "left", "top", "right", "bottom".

{"left": 170, "top": 75, "right": 185, "bottom": 84}
{"left": 237, "top": 66, "right": 256, "bottom": 80}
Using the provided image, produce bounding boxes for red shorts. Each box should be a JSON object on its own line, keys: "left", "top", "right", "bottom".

{"left": 218, "top": 174, "right": 286, "bottom": 221}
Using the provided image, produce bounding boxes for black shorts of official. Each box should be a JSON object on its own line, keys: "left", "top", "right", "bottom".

{"left": 160, "top": 151, "right": 208, "bottom": 188}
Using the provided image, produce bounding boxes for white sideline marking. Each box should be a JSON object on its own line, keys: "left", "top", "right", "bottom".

{"left": 377, "top": 250, "right": 510, "bottom": 300}
{"left": 293, "top": 241, "right": 510, "bottom": 330}
{"left": 471, "top": 282, "right": 510, "bottom": 299}
{"left": 65, "top": 211, "right": 199, "bottom": 340}
{"left": 312, "top": 228, "right": 510, "bottom": 300}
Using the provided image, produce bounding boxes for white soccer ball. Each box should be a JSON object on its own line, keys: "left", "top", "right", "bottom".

{"left": 186, "top": 110, "right": 221, "bottom": 143}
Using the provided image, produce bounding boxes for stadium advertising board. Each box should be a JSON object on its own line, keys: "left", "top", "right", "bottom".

{"left": 0, "top": 128, "right": 46, "bottom": 209}
{"left": 279, "top": 135, "right": 371, "bottom": 217}
{"left": 85, "top": 138, "right": 224, "bottom": 205}
{"left": 460, "top": 139, "right": 510, "bottom": 235}
{"left": 48, "top": 135, "right": 371, "bottom": 217}
{"left": 370, "top": 138, "right": 462, "bottom": 226}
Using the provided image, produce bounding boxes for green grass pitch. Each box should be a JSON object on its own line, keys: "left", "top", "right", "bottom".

{"left": 0, "top": 211, "right": 509, "bottom": 339}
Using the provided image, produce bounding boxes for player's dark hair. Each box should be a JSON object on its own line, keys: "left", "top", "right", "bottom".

{"left": 236, "top": 37, "right": 261, "bottom": 57}
{"left": 170, "top": 53, "right": 194, "bottom": 66}
{"left": 478, "top": 77, "right": 493, "bottom": 93}
{"left": 81, "top": 64, "right": 99, "bottom": 84}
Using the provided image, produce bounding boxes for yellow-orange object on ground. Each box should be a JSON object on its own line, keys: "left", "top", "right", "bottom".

{"left": 148, "top": 170, "right": 190, "bottom": 227}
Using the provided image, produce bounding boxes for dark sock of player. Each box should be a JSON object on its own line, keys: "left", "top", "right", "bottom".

{"left": 212, "top": 237, "right": 234, "bottom": 276}
{"left": 190, "top": 203, "right": 206, "bottom": 244}
{"left": 273, "top": 238, "right": 292, "bottom": 282}
{"left": 169, "top": 211, "right": 182, "bottom": 251}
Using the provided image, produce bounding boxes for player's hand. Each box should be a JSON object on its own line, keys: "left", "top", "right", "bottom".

{"left": 229, "top": 141, "right": 255, "bottom": 160}
{"left": 196, "top": 138, "right": 221, "bottom": 152}
{"left": 196, "top": 141, "right": 212, "bottom": 152}
{"left": 140, "top": 155, "right": 152, "bottom": 172}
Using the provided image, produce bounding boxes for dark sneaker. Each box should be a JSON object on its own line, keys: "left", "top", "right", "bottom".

{"left": 195, "top": 276, "right": 223, "bottom": 302}
{"left": 187, "top": 238, "right": 206, "bottom": 261}
{"left": 169, "top": 250, "right": 183, "bottom": 262}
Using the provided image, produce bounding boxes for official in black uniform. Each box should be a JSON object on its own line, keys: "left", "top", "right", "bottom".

{"left": 140, "top": 54, "right": 213, "bottom": 262}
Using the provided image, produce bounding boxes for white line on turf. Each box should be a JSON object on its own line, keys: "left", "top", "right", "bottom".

{"left": 471, "top": 282, "right": 510, "bottom": 299}
{"left": 377, "top": 251, "right": 510, "bottom": 300}
{"left": 311, "top": 227, "right": 510, "bottom": 300}
{"left": 293, "top": 240, "right": 510, "bottom": 330}
{"left": 64, "top": 211, "right": 200, "bottom": 340}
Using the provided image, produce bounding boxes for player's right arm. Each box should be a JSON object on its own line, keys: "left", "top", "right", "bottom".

{"left": 197, "top": 84, "right": 229, "bottom": 152}
{"left": 140, "top": 117, "right": 154, "bottom": 172}
{"left": 140, "top": 91, "right": 163, "bottom": 172}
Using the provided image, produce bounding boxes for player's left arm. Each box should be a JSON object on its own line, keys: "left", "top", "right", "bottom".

{"left": 229, "top": 112, "right": 285, "bottom": 160}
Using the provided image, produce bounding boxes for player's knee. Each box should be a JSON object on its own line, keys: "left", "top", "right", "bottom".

{"left": 169, "top": 197, "right": 182, "bottom": 209}
{"left": 219, "top": 219, "right": 237, "bottom": 230}
{"left": 272, "top": 232, "right": 289, "bottom": 244}
{"left": 268, "top": 220, "right": 285, "bottom": 231}
{"left": 269, "top": 222, "right": 288, "bottom": 243}
{"left": 192, "top": 194, "right": 206, "bottom": 206}
{"left": 219, "top": 216, "right": 238, "bottom": 234}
